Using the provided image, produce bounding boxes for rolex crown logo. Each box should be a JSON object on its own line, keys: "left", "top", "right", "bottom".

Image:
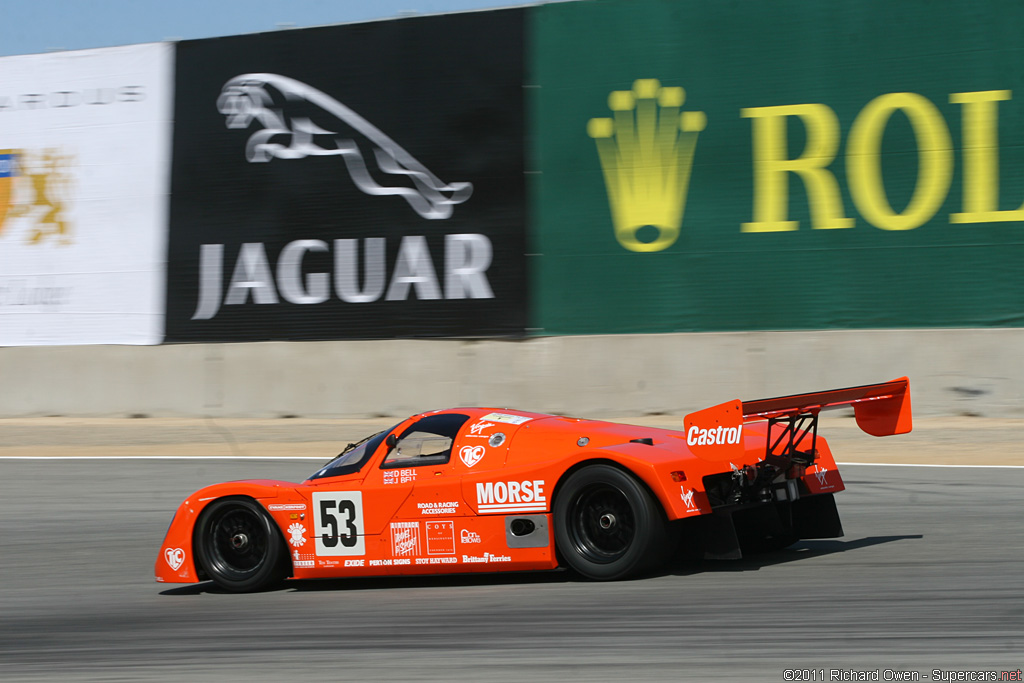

{"left": 588, "top": 79, "right": 706, "bottom": 252}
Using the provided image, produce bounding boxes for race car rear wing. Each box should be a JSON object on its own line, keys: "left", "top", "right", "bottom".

{"left": 682, "top": 377, "right": 912, "bottom": 467}
{"left": 742, "top": 377, "right": 912, "bottom": 437}
{"left": 740, "top": 377, "right": 911, "bottom": 471}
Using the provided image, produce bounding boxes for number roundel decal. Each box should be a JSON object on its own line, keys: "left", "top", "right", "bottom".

{"left": 312, "top": 491, "right": 365, "bottom": 556}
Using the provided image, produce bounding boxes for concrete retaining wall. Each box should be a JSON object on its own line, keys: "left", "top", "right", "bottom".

{"left": 1, "top": 329, "right": 1020, "bottom": 418}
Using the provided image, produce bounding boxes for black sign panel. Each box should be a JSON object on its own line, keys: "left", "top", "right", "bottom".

{"left": 166, "top": 10, "right": 526, "bottom": 341}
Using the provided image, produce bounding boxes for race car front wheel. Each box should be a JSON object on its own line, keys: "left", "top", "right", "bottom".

{"left": 554, "top": 464, "right": 669, "bottom": 580}
{"left": 195, "top": 497, "right": 286, "bottom": 592}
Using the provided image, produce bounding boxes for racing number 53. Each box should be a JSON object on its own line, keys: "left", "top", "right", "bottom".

{"left": 319, "top": 499, "right": 357, "bottom": 548}
{"left": 312, "top": 491, "right": 366, "bottom": 556}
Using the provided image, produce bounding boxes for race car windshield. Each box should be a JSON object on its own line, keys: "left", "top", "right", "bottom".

{"left": 308, "top": 424, "right": 399, "bottom": 480}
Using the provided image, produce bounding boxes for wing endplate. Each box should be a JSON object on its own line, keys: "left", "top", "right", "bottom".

{"left": 683, "top": 399, "right": 746, "bottom": 462}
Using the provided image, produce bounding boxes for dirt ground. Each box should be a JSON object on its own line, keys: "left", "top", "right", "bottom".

{"left": 0, "top": 414, "right": 1020, "bottom": 466}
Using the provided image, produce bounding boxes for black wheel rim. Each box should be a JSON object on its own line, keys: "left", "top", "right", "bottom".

{"left": 568, "top": 483, "right": 636, "bottom": 564}
{"left": 205, "top": 505, "right": 269, "bottom": 580}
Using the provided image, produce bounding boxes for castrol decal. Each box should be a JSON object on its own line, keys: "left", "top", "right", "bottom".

{"left": 687, "top": 424, "right": 742, "bottom": 446}
{"left": 683, "top": 400, "right": 745, "bottom": 461}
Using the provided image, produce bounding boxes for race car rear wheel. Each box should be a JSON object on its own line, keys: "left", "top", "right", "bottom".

{"left": 195, "top": 497, "right": 286, "bottom": 592}
{"left": 554, "top": 464, "right": 668, "bottom": 580}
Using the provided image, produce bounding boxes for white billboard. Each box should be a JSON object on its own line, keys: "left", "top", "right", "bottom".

{"left": 0, "top": 43, "right": 172, "bottom": 345}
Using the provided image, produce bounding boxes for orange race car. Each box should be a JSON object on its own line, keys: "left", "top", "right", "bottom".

{"left": 155, "top": 378, "right": 912, "bottom": 592}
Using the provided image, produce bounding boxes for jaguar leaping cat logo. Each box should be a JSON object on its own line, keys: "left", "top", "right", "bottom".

{"left": 217, "top": 73, "right": 472, "bottom": 219}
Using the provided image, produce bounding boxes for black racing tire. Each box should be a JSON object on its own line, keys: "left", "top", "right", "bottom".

{"left": 554, "top": 464, "right": 669, "bottom": 580}
{"left": 194, "top": 497, "right": 287, "bottom": 592}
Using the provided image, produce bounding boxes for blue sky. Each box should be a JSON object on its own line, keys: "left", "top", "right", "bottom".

{"left": 0, "top": 0, "right": 543, "bottom": 57}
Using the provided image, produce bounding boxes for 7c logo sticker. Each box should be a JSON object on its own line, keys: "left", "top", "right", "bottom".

{"left": 313, "top": 491, "right": 365, "bottom": 556}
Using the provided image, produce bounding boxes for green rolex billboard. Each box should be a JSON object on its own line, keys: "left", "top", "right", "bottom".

{"left": 528, "top": 0, "right": 1024, "bottom": 334}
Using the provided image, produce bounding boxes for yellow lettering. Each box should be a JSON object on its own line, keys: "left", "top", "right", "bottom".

{"left": 847, "top": 92, "right": 952, "bottom": 230}
{"left": 949, "top": 90, "right": 1024, "bottom": 223}
{"left": 741, "top": 104, "right": 853, "bottom": 232}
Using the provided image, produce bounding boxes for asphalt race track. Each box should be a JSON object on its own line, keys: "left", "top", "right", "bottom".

{"left": 1, "top": 459, "right": 1021, "bottom": 682}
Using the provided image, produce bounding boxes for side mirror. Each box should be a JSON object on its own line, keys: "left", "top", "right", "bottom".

{"left": 385, "top": 433, "right": 398, "bottom": 452}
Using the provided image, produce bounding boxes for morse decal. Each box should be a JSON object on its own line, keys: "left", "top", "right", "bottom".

{"left": 475, "top": 479, "right": 547, "bottom": 513}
